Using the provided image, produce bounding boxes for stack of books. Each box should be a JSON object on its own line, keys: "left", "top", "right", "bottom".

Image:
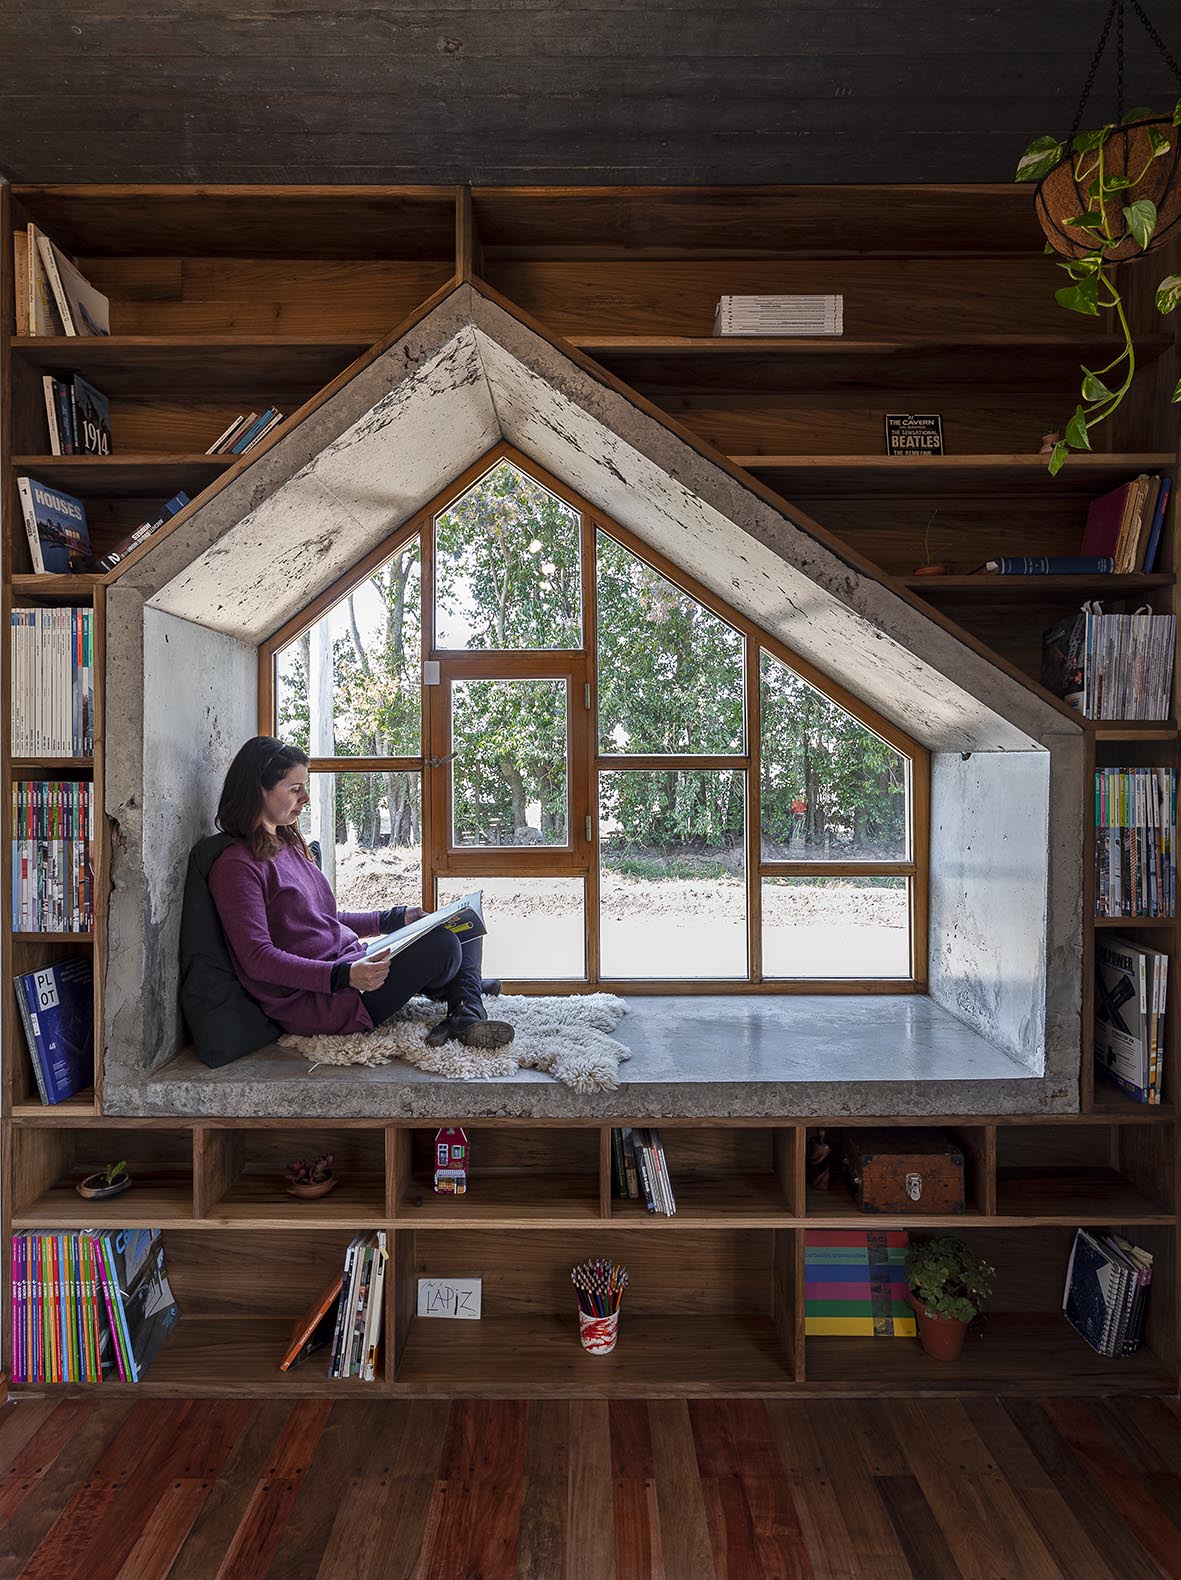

{"left": 1095, "top": 767, "right": 1176, "bottom": 917}
{"left": 611, "top": 1126, "right": 676, "bottom": 1214}
{"left": 43, "top": 374, "right": 111, "bottom": 456}
{"left": 1080, "top": 474, "right": 1172, "bottom": 573}
{"left": 1041, "top": 610, "right": 1176, "bottom": 719}
{"left": 1063, "top": 1228, "right": 1152, "bottom": 1355}
{"left": 91, "top": 490, "right": 190, "bottom": 574}
{"left": 206, "top": 408, "right": 285, "bottom": 456}
{"left": 11, "top": 780, "right": 94, "bottom": 932}
{"left": 15, "top": 224, "right": 111, "bottom": 338}
{"left": 805, "top": 1229, "right": 916, "bottom": 1337}
{"left": 1094, "top": 935, "right": 1168, "bottom": 1104}
{"left": 713, "top": 294, "right": 843, "bottom": 336}
{"left": 318, "top": 1230, "right": 386, "bottom": 1379}
{"left": 10, "top": 1228, "right": 179, "bottom": 1383}
{"left": 10, "top": 607, "right": 95, "bottom": 757}
{"left": 15, "top": 957, "right": 93, "bottom": 1105}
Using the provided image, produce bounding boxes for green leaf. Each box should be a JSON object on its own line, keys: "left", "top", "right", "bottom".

{"left": 1055, "top": 277, "right": 1101, "bottom": 316}
{"left": 1174, "top": 98, "right": 1181, "bottom": 127}
{"left": 1065, "top": 407, "right": 1092, "bottom": 450}
{"left": 1016, "top": 135, "right": 1065, "bottom": 181}
{"left": 1065, "top": 212, "right": 1106, "bottom": 229}
{"left": 1148, "top": 126, "right": 1171, "bottom": 158}
{"left": 1101, "top": 175, "right": 1133, "bottom": 192}
{"left": 1172, "top": 375, "right": 1181, "bottom": 403}
{"left": 1156, "top": 274, "right": 1181, "bottom": 314}
{"left": 1072, "top": 126, "right": 1110, "bottom": 152}
{"left": 1081, "top": 369, "right": 1115, "bottom": 402}
{"left": 1124, "top": 198, "right": 1158, "bottom": 250}
{"left": 1123, "top": 106, "right": 1154, "bottom": 123}
{"left": 1048, "top": 441, "right": 1070, "bottom": 476}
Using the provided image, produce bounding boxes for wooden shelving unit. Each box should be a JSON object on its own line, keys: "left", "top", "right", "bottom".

{"left": 1, "top": 182, "right": 1178, "bottom": 1398}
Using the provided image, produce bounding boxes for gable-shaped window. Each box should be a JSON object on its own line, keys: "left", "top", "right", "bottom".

{"left": 262, "top": 445, "right": 927, "bottom": 991}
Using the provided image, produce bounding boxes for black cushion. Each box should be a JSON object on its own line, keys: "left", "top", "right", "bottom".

{"left": 179, "top": 833, "right": 283, "bottom": 1068}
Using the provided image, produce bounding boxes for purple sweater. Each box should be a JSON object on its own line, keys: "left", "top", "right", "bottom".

{"left": 208, "top": 840, "right": 381, "bottom": 1036}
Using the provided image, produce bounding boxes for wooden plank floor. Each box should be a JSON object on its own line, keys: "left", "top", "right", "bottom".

{"left": 0, "top": 1395, "right": 1180, "bottom": 1578}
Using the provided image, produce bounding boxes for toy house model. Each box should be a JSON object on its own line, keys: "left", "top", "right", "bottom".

{"left": 434, "top": 1128, "right": 469, "bottom": 1195}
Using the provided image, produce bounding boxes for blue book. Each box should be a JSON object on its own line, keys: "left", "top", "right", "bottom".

{"left": 984, "top": 556, "right": 1115, "bottom": 575}
{"left": 1141, "top": 475, "right": 1171, "bottom": 574}
{"left": 15, "top": 957, "right": 93, "bottom": 1103}
{"left": 16, "top": 476, "right": 90, "bottom": 574}
{"left": 229, "top": 408, "right": 278, "bottom": 454}
{"left": 1063, "top": 1228, "right": 1127, "bottom": 1356}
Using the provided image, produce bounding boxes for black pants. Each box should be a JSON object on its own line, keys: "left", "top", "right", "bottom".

{"left": 360, "top": 930, "right": 484, "bottom": 1029}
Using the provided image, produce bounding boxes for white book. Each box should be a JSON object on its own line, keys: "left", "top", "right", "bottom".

{"left": 36, "top": 233, "right": 110, "bottom": 337}
{"left": 27, "top": 225, "right": 62, "bottom": 337}
{"left": 16, "top": 477, "right": 45, "bottom": 574}
{"left": 205, "top": 414, "right": 248, "bottom": 455}
{"left": 42, "top": 376, "right": 63, "bottom": 455}
{"left": 362, "top": 1231, "right": 387, "bottom": 1382}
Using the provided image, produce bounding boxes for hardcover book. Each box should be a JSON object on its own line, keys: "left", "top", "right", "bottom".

{"left": 72, "top": 376, "right": 111, "bottom": 455}
{"left": 14, "top": 957, "right": 94, "bottom": 1105}
{"left": 16, "top": 476, "right": 91, "bottom": 574}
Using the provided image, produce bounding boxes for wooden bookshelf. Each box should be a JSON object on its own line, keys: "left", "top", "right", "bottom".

{"left": 1, "top": 182, "right": 1178, "bottom": 1399}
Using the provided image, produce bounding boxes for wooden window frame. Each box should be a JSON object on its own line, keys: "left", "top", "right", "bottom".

{"left": 260, "top": 440, "right": 929, "bottom": 994}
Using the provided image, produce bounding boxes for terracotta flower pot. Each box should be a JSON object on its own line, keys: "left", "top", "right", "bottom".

{"left": 286, "top": 1173, "right": 337, "bottom": 1200}
{"left": 907, "top": 1289, "right": 969, "bottom": 1361}
{"left": 1036, "top": 117, "right": 1181, "bottom": 261}
{"left": 76, "top": 1172, "right": 133, "bottom": 1201}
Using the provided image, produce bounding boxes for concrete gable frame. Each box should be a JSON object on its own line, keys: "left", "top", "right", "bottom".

{"left": 103, "top": 281, "right": 1083, "bottom": 1112}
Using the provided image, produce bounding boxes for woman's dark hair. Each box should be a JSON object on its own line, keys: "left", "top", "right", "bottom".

{"left": 216, "top": 736, "right": 312, "bottom": 861}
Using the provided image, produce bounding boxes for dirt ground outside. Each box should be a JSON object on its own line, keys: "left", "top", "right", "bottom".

{"left": 335, "top": 844, "right": 910, "bottom": 979}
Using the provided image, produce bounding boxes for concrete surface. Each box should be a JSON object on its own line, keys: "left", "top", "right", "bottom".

{"left": 103, "top": 994, "right": 1059, "bottom": 1120}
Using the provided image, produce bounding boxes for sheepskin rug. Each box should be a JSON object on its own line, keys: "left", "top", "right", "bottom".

{"left": 278, "top": 993, "right": 631, "bottom": 1093}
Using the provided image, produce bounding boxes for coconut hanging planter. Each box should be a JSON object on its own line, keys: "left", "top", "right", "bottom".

{"left": 1014, "top": 0, "right": 1181, "bottom": 473}
{"left": 1036, "top": 114, "right": 1181, "bottom": 260}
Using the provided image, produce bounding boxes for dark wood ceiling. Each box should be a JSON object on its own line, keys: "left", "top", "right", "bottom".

{"left": 2, "top": 2, "right": 1180, "bottom": 185}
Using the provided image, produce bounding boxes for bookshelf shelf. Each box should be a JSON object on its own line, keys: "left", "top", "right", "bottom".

{"left": 12, "top": 454, "right": 234, "bottom": 496}
{"left": 732, "top": 453, "right": 1178, "bottom": 492}
{"left": 3, "top": 181, "right": 1177, "bottom": 1401}
{"left": 575, "top": 334, "right": 1173, "bottom": 391}
{"left": 804, "top": 1314, "right": 1176, "bottom": 1394}
{"left": 10, "top": 336, "right": 375, "bottom": 400}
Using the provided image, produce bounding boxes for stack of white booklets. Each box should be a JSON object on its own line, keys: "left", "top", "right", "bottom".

{"left": 714, "top": 294, "right": 843, "bottom": 336}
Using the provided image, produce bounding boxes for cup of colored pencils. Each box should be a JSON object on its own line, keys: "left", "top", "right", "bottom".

{"left": 572, "top": 1258, "right": 628, "bottom": 1354}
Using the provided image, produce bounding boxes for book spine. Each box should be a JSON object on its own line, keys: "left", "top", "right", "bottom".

{"left": 17, "top": 478, "right": 46, "bottom": 574}
{"left": 42, "top": 376, "right": 62, "bottom": 455}
{"left": 990, "top": 556, "right": 1115, "bottom": 575}
{"left": 36, "top": 236, "right": 76, "bottom": 336}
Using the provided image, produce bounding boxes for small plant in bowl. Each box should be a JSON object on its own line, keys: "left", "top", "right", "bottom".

{"left": 905, "top": 1235, "right": 995, "bottom": 1361}
{"left": 285, "top": 1153, "right": 337, "bottom": 1200}
{"left": 76, "top": 1159, "right": 133, "bottom": 1201}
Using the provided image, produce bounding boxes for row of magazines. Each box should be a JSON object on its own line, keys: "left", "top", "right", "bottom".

{"left": 10, "top": 1228, "right": 178, "bottom": 1384}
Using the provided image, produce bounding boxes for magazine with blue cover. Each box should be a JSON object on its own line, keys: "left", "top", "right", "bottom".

{"left": 96, "top": 1229, "right": 181, "bottom": 1382}
{"left": 16, "top": 476, "right": 90, "bottom": 573}
{"left": 15, "top": 957, "right": 93, "bottom": 1103}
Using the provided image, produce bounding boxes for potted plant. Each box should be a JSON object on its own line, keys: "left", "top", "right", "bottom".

{"left": 285, "top": 1152, "right": 337, "bottom": 1200}
{"left": 1016, "top": 101, "right": 1181, "bottom": 473}
{"left": 905, "top": 1235, "right": 994, "bottom": 1360}
{"left": 76, "top": 1159, "right": 132, "bottom": 1201}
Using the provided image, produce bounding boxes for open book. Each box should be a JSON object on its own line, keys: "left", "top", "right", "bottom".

{"left": 362, "top": 891, "right": 485, "bottom": 961}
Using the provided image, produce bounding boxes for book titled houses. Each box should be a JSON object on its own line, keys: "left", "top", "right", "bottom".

{"left": 16, "top": 476, "right": 90, "bottom": 573}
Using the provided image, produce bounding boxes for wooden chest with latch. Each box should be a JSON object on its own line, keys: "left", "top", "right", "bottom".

{"left": 843, "top": 1128, "right": 966, "bottom": 1213}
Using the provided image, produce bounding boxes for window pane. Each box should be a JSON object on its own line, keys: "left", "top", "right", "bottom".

{"left": 451, "top": 678, "right": 568, "bottom": 848}
{"left": 438, "top": 877, "right": 585, "bottom": 980}
{"left": 760, "top": 650, "right": 909, "bottom": 862}
{"left": 762, "top": 877, "right": 910, "bottom": 978}
{"left": 434, "top": 460, "right": 582, "bottom": 650}
{"left": 300, "top": 772, "right": 422, "bottom": 915}
{"left": 599, "top": 770, "right": 746, "bottom": 978}
{"left": 275, "top": 539, "right": 421, "bottom": 757}
{"left": 596, "top": 531, "right": 744, "bottom": 754}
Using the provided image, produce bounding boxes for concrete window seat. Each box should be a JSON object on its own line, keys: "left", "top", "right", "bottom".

{"left": 103, "top": 996, "right": 1056, "bottom": 1120}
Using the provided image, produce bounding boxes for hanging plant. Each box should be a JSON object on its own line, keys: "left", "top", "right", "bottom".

{"left": 1015, "top": 0, "right": 1181, "bottom": 473}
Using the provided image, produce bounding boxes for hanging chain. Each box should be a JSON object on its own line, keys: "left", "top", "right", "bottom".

{"left": 1116, "top": 0, "right": 1125, "bottom": 121}
{"left": 1127, "top": 0, "right": 1181, "bottom": 86}
{"left": 1067, "top": 0, "right": 1121, "bottom": 149}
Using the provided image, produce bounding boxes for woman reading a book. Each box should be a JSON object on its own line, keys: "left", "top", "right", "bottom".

{"left": 208, "top": 737, "right": 513, "bottom": 1049}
